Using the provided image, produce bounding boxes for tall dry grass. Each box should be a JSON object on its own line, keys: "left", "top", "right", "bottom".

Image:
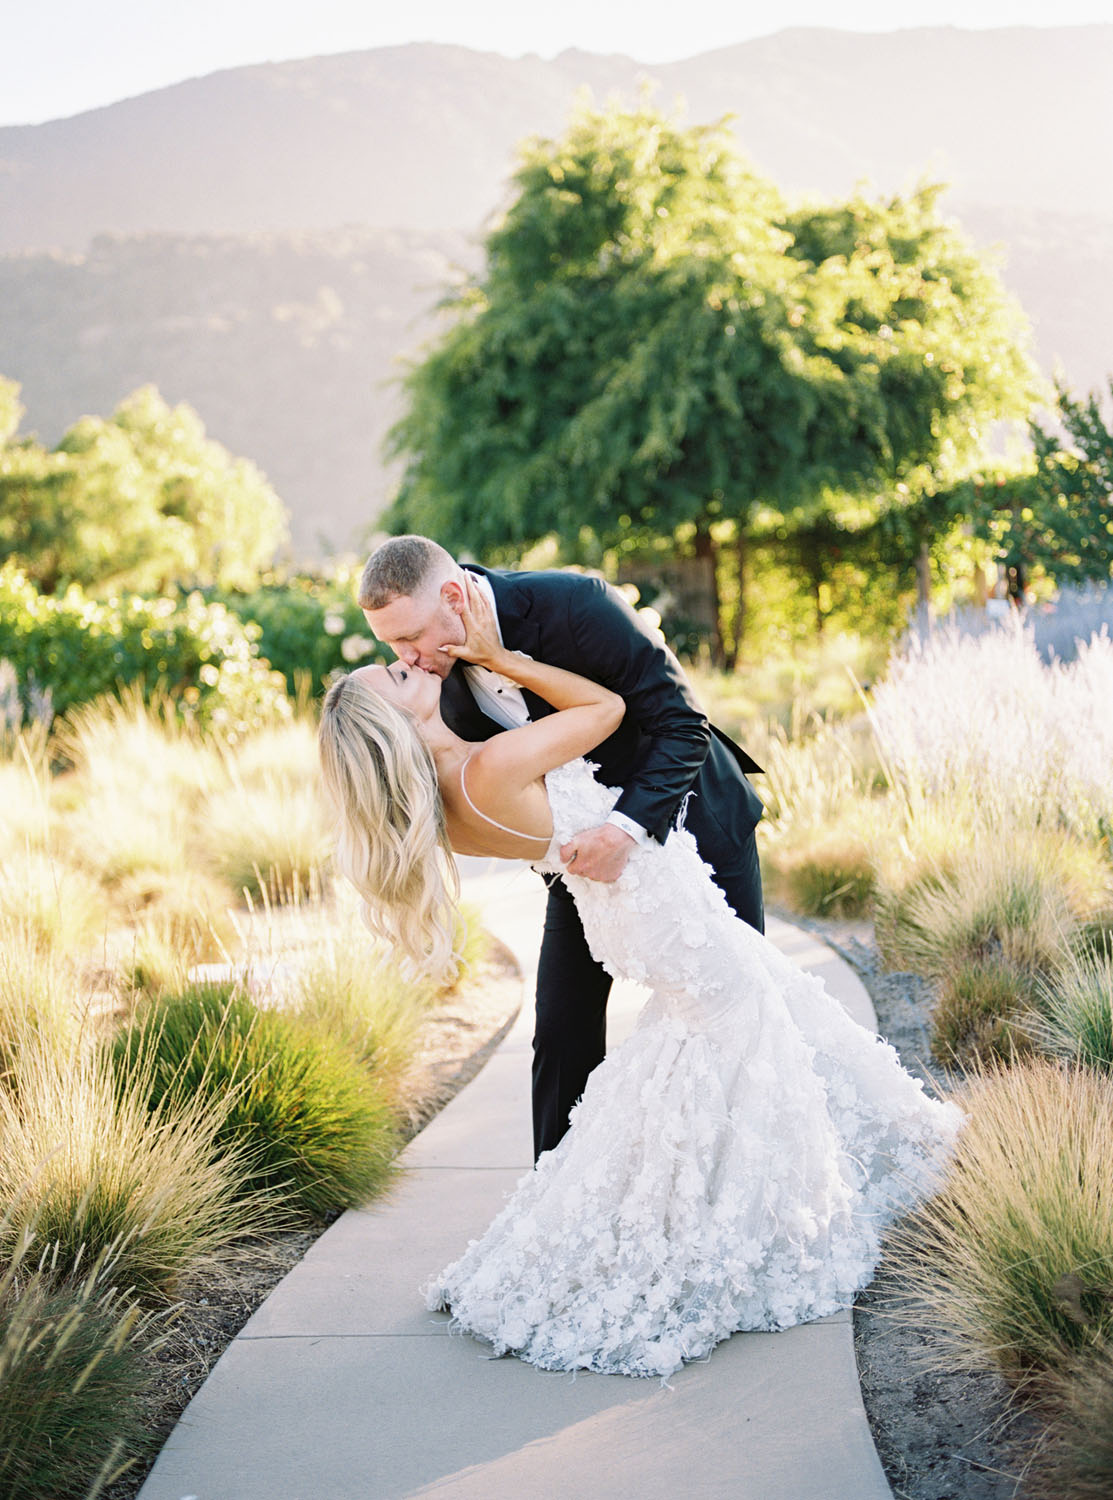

{"left": 885, "top": 1059, "right": 1113, "bottom": 1394}
{"left": 867, "top": 621, "right": 1113, "bottom": 841}
{"left": 0, "top": 930, "right": 84, "bottom": 1086}
{"left": 0, "top": 746, "right": 52, "bottom": 859}
{"left": 873, "top": 832, "right": 1110, "bottom": 982}
{"left": 0, "top": 1035, "right": 267, "bottom": 1294}
{"left": 0, "top": 851, "right": 108, "bottom": 957}
{"left": 1030, "top": 1341, "right": 1113, "bottom": 1499}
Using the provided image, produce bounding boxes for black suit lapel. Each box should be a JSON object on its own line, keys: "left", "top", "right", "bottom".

{"left": 470, "top": 566, "right": 542, "bottom": 658}
{"left": 439, "top": 665, "right": 502, "bottom": 742}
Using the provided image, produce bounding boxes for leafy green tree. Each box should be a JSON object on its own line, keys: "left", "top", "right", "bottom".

{"left": 0, "top": 384, "right": 288, "bottom": 595}
{"left": 778, "top": 187, "right": 1041, "bottom": 620}
{"left": 387, "top": 103, "right": 1040, "bottom": 656}
{"left": 928, "top": 380, "right": 1113, "bottom": 596}
{"left": 112, "top": 387, "right": 288, "bottom": 589}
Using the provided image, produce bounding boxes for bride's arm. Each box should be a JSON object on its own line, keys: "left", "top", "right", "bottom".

{"left": 443, "top": 576, "right": 624, "bottom": 791}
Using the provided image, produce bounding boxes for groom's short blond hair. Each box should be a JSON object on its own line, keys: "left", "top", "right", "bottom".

{"left": 358, "top": 535, "right": 456, "bottom": 610}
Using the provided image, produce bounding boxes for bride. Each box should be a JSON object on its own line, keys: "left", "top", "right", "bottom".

{"left": 318, "top": 577, "right": 962, "bottom": 1379}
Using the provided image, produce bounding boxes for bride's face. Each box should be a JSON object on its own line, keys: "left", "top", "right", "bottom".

{"left": 353, "top": 662, "right": 442, "bottom": 724}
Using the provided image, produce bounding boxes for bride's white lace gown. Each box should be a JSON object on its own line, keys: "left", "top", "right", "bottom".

{"left": 427, "top": 760, "right": 962, "bottom": 1378}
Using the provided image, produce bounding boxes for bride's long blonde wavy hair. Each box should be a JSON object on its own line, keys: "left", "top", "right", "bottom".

{"left": 318, "top": 673, "right": 460, "bottom": 984}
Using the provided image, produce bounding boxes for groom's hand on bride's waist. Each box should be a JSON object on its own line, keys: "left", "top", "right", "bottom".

{"left": 560, "top": 824, "right": 635, "bottom": 883}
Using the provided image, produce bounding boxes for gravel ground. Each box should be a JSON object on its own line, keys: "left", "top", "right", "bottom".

{"left": 778, "top": 910, "right": 1045, "bottom": 1500}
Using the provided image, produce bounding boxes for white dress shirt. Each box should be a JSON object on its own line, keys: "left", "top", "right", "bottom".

{"left": 463, "top": 572, "right": 648, "bottom": 846}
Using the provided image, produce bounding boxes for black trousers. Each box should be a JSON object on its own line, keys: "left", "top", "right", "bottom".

{"left": 531, "top": 827, "right": 764, "bottom": 1160}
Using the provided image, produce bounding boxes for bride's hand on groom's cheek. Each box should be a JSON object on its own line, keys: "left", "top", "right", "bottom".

{"left": 444, "top": 576, "right": 501, "bottom": 666}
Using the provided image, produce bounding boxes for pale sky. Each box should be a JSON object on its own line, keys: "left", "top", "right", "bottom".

{"left": 2, "top": 0, "right": 1108, "bottom": 127}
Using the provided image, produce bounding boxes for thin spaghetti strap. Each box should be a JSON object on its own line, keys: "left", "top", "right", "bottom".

{"left": 459, "top": 754, "right": 551, "bottom": 845}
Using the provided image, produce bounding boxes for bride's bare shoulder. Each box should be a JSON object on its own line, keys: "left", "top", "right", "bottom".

{"left": 463, "top": 736, "right": 541, "bottom": 800}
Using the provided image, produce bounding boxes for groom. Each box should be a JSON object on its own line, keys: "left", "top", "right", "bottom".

{"left": 358, "top": 535, "right": 764, "bottom": 1160}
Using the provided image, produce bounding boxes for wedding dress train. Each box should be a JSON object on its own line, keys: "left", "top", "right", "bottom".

{"left": 426, "top": 760, "right": 962, "bottom": 1378}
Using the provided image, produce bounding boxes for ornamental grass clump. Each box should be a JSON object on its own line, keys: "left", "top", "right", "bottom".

{"left": 200, "top": 777, "right": 331, "bottom": 901}
{"left": 0, "top": 931, "right": 82, "bottom": 1087}
{"left": 885, "top": 1059, "right": 1113, "bottom": 1395}
{"left": 751, "top": 715, "right": 873, "bottom": 838}
{"left": 0, "top": 752, "right": 52, "bottom": 859}
{"left": 868, "top": 622, "right": 1113, "bottom": 839}
{"left": 197, "top": 714, "right": 331, "bottom": 902}
{"left": 1031, "top": 1340, "right": 1113, "bottom": 1500}
{"left": 0, "top": 1256, "right": 149, "bottom": 1500}
{"left": 0, "top": 850, "right": 108, "bottom": 957}
{"left": 874, "top": 831, "right": 1110, "bottom": 1069}
{"left": 291, "top": 944, "right": 431, "bottom": 1112}
{"left": 0, "top": 1036, "right": 262, "bottom": 1294}
{"left": 761, "top": 819, "right": 876, "bottom": 919}
{"left": 115, "top": 982, "right": 400, "bottom": 1219}
{"left": 62, "top": 778, "right": 193, "bottom": 890}
{"left": 751, "top": 713, "right": 882, "bottom": 920}
{"left": 930, "top": 957, "right": 1038, "bottom": 1067}
{"left": 112, "top": 866, "right": 237, "bottom": 992}
{"left": 57, "top": 688, "right": 219, "bottom": 812}
{"left": 874, "top": 831, "right": 1109, "bottom": 983}
{"left": 1030, "top": 946, "right": 1113, "bottom": 1072}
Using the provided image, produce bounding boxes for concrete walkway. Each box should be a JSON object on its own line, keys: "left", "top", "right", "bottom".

{"left": 138, "top": 862, "right": 893, "bottom": 1500}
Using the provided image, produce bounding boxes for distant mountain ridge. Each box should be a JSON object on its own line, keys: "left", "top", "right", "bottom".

{"left": 3, "top": 28, "right": 1110, "bottom": 252}
{"left": 1, "top": 28, "right": 1109, "bottom": 554}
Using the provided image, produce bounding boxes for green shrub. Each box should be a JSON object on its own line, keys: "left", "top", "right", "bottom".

{"left": 215, "top": 571, "right": 385, "bottom": 696}
{"left": 885, "top": 1059, "right": 1113, "bottom": 1393}
{"left": 0, "top": 1263, "right": 148, "bottom": 1500}
{"left": 0, "top": 1037, "right": 263, "bottom": 1294}
{"left": 114, "top": 983, "right": 400, "bottom": 1219}
{"left": 0, "top": 564, "right": 290, "bottom": 731}
{"left": 931, "top": 957, "right": 1038, "bottom": 1068}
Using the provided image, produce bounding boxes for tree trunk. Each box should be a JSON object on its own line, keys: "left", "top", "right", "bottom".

{"left": 914, "top": 542, "right": 933, "bottom": 631}
{"left": 693, "top": 524, "right": 726, "bottom": 668}
{"left": 723, "top": 528, "right": 746, "bottom": 671}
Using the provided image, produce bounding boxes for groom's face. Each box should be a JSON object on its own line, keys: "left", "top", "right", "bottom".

{"left": 362, "top": 579, "right": 466, "bottom": 680}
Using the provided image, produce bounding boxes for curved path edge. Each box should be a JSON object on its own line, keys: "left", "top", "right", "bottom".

{"left": 138, "top": 861, "right": 892, "bottom": 1500}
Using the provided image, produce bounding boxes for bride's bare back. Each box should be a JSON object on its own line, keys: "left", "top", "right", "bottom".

{"left": 440, "top": 750, "right": 553, "bottom": 861}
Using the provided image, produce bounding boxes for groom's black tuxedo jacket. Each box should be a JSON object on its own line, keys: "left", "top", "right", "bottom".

{"left": 439, "top": 566, "right": 763, "bottom": 853}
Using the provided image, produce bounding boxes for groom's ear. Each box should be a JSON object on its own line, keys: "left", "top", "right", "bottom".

{"left": 440, "top": 579, "right": 466, "bottom": 614}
